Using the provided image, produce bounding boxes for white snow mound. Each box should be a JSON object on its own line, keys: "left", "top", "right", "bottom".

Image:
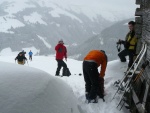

{"left": 0, "top": 61, "right": 81, "bottom": 113}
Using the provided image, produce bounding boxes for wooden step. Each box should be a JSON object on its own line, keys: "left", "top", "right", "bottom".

{"left": 136, "top": 0, "right": 141, "bottom": 5}
{"left": 135, "top": 8, "right": 142, "bottom": 16}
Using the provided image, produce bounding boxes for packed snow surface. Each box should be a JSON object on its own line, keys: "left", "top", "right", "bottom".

{"left": 0, "top": 55, "right": 130, "bottom": 113}
{"left": 0, "top": 61, "right": 80, "bottom": 113}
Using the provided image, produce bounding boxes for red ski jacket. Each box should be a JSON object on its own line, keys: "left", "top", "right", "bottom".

{"left": 55, "top": 44, "right": 67, "bottom": 60}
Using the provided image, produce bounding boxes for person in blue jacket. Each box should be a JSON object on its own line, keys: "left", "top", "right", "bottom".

{"left": 29, "top": 50, "right": 33, "bottom": 61}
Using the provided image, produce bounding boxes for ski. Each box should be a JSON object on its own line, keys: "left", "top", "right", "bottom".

{"left": 112, "top": 43, "right": 147, "bottom": 100}
{"left": 117, "top": 46, "right": 149, "bottom": 109}
{"left": 117, "top": 43, "right": 145, "bottom": 85}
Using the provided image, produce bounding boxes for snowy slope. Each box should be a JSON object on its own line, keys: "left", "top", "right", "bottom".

{"left": 0, "top": 61, "right": 81, "bottom": 113}
{"left": 0, "top": 56, "right": 130, "bottom": 113}
{"left": 70, "top": 19, "right": 132, "bottom": 61}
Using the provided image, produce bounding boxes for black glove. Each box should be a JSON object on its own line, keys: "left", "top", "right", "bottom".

{"left": 116, "top": 39, "right": 122, "bottom": 44}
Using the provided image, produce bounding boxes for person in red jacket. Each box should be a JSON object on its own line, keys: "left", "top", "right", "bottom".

{"left": 55, "top": 39, "right": 67, "bottom": 76}
{"left": 83, "top": 50, "right": 107, "bottom": 103}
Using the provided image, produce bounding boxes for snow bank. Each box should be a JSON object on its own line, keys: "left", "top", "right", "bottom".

{"left": 0, "top": 56, "right": 130, "bottom": 113}
{"left": 0, "top": 61, "right": 81, "bottom": 113}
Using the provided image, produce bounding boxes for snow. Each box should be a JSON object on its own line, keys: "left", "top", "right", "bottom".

{"left": 0, "top": 0, "right": 35, "bottom": 33}
{"left": 49, "top": 7, "right": 83, "bottom": 23}
{"left": 0, "top": 16, "right": 25, "bottom": 33}
{"left": 0, "top": 48, "right": 21, "bottom": 56}
{"left": 0, "top": 55, "right": 130, "bottom": 113}
{"left": 0, "top": 47, "right": 40, "bottom": 56}
{"left": 0, "top": 61, "right": 80, "bottom": 113}
{"left": 37, "top": 35, "right": 51, "bottom": 49}
{"left": 0, "top": 0, "right": 136, "bottom": 33}
{"left": 71, "top": 43, "right": 78, "bottom": 46}
{"left": 22, "top": 46, "right": 40, "bottom": 56}
{"left": 36, "top": 0, "right": 136, "bottom": 21}
{"left": 99, "top": 37, "right": 104, "bottom": 45}
{"left": 24, "top": 12, "right": 47, "bottom": 25}
{"left": 0, "top": 0, "right": 136, "bottom": 22}
{"left": 1, "top": 0, "right": 35, "bottom": 15}
{"left": 56, "top": 23, "right": 60, "bottom": 27}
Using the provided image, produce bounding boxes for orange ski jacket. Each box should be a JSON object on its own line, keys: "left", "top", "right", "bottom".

{"left": 84, "top": 50, "right": 107, "bottom": 78}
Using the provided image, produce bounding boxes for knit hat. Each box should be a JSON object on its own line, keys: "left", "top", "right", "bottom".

{"left": 100, "top": 50, "right": 105, "bottom": 54}
{"left": 58, "top": 39, "right": 64, "bottom": 44}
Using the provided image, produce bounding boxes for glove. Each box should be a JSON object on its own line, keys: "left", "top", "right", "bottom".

{"left": 116, "top": 39, "right": 122, "bottom": 44}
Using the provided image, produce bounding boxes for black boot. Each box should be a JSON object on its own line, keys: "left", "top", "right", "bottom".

{"left": 55, "top": 69, "right": 60, "bottom": 76}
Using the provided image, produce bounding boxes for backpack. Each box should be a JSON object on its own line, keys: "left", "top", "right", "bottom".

{"left": 62, "top": 68, "right": 71, "bottom": 77}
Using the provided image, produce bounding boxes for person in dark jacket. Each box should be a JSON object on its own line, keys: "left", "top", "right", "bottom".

{"left": 117, "top": 21, "right": 138, "bottom": 69}
{"left": 55, "top": 39, "right": 67, "bottom": 76}
{"left": 15, "top": 52, "right": 27, "bottom": 65}
{"left": 20, "top": 50, "right": 26, "bottom": 56}
{"left": 83, "top": 50, "right": 107, "bottom": 103}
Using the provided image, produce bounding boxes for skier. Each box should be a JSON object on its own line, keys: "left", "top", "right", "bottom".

{"left": 83, "top": 50, "right": 107, "bottom": 103}
{"left": 28, "top": 50, "right": 33, "bottom": 61}
{"left": 20, "top": 50, "right": 26, "bottom": 64}
{"left": 21, "top": 50, "right": 26, "bottom": 56}
{"left": 117, "top": 21, "right": 138, "bottom": 70}
{"left": 55, "top": 39, "right": 69, "bottom": 76}
{"left": 15, "top": 52, "right": 27, "bottom": 65}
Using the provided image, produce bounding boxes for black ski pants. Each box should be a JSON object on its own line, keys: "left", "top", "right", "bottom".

{"left": 29, "top": 55, "right": 32, "bottom": 61}
{"left": 56, "top": 59, "right": 67, "bottom": 75}
{"left": 118, "top": 49, "right": 134, "bottom": 68}
{"left": 83, "top": 61, "right": 99, "bottom": 100}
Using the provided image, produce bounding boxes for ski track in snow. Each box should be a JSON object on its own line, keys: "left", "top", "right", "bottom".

{"left": 0, "top": 56, "right": 130, "bottom": 113}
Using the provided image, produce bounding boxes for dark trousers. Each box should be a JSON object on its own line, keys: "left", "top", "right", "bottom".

{"left": 83, "top": 61, "right": 99, "bottom": 100}
{"left": 55, "top": 59, "right": 67, "bottom": 75}
{"left": 98, "top": 77, "right": 104, "bottom": 98}
{"left": 118, "top": 49, "right": 134, "bottom": 68}
{"left": 29, "top": 55, "right": 32, "bottom": 61}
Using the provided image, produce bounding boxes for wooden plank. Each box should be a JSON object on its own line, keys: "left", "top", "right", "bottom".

{"left": 142, "top": 83, "right": 149, "bottom": 106}
{"left": 135, "top": 17, "right": 142, "bottom": 24}
{"left": 132, "top": 88, "right": 145, "bottom": 113}
{"left": 136, "top": 0, "right": 141, "bottom": 5}
{"left": 135, "top": 24, "right": 142, "bottom": 35}
{"left": 135, "top": 8, "right": 143, "bottom": 16}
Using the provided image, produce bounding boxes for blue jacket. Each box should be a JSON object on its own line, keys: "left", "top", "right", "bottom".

{"left": 29, "top": 52, "right": 33, "bottom": 56}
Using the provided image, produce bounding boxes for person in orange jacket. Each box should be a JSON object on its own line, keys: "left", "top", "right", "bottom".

{"left": 83, "top": 50, "right": 107, "bottom": 103}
